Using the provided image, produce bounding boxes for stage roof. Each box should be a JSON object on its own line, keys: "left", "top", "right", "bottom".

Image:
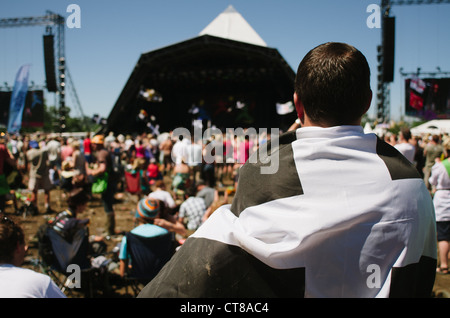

{"left": 106, "top": 7, "right": 296, "bottom": 134}
{"left": 199, "top": 5, "right": 267, "bottom": 47}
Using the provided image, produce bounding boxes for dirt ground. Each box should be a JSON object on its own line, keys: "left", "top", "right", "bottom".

{"left": 5, "top": 174, "right": 234, "bottom": 298}
{"left": 6, "top": 186, "right": 139, "bottom": 297}
{"left": 4, "top": 174, "right": 450, "bottom": 298}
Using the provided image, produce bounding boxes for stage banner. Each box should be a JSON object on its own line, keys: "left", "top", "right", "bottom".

{"left": 22, "top": 90, "right": 44, "bottom": 128}
{"left": 7, "top": 64, "right": 31, "bottom": 133}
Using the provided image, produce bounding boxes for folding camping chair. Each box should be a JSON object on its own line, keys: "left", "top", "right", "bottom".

{"left": 124, "top": 171, "right": 142, "bottom": 202}
{"left": 124, "top": 231, "right": 175, "bottom": 296}
{"left": 38, "top": 226, "right": 96, "bottom": 297}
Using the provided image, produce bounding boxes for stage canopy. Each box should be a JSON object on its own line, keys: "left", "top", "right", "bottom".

{"left": 106, "top": 5, "right": 296, "bottom": 135}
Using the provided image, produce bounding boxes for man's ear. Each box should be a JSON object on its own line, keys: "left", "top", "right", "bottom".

{"left": 293, "top": 92, "right": 305, "bottom": 124}
{"left": 364, "top": 89, "right": 373, "bottom": 115}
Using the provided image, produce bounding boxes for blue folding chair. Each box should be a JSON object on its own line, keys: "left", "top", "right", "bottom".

{"left": 39, "top": 226, "right": 95, "bottom": 297}
{"left": 124, "top": 231, "right": 175, "bottom": 295}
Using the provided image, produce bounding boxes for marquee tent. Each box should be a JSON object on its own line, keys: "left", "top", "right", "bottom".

{"left": 106, "top": 5, "right": 296, "bottom": 134}
{"left": 410, "top": 119, "right": 450, "bottom": 135}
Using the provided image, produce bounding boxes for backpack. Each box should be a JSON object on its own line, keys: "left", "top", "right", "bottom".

{"left": 36, "top": 212, "right": 70, "bottom": 266}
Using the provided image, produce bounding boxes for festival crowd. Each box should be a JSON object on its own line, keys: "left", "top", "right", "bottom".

{"left": 0, "top": 128, "right": 269, "bottom": 297}
{"left": 0, "top": 122, "right": 450, "bottom": 297}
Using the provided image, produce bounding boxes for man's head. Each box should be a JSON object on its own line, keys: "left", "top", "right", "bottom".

{"left": 67, "top": 188, "right": 90, "bottom": 212}
{"left": 399, "top": 128, "right": 412, "bottom": 142}
{"left": 135, "top": 198, "right": 160, "bottom": 224}
{"left": 0, "top": 214, "right": 26, "bottom": 266}
{"left": 294, "top": 42, "right": 372, "bottom": 127}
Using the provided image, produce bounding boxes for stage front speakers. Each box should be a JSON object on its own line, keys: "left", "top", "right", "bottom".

{"left": 382, "top": 17, "right": 395, "bottom": 83}
{"left": 43, "top": 35, "right": 57, "bottom": 92}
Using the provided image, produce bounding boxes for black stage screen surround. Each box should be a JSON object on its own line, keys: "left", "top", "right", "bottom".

{"left": 382, "top": 17, "right": 395, "bottom": 83}
{"left": 43, "top": 34, "right": 57, "bottom": 92}
{"left": 107, "top": 35, "right": 297, "bottom": 135}
{"left": 405, "top": 77, "right": 450, "bottom": 120}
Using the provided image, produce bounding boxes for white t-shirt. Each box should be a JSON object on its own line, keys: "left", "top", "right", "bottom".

{"left": 394, "top": 142, "right": 416, "bottom": 163}
{"left": 148, "top": 189, "right": 176, "bottom": 209}
{"left": 0, "top": 264, "right": 66, "bottom": 298}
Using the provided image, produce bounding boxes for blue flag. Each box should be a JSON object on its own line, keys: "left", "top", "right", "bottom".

{"left": 8, "top": 64, "right": 31, "bottom": 133}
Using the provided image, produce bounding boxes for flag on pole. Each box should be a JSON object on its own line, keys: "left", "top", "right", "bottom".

{"left": 276, "top": 101, "right": 294, "bottom": 115}
{"left": 7, "top": 65, "right": 31, "bottom": 133}
{"left": 410, "top": 76, "right": 426, "bottom": 94}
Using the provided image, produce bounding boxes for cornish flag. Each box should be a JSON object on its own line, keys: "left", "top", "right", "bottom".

{"left": 139, "top": 126, "right": 437, "bottom": 298}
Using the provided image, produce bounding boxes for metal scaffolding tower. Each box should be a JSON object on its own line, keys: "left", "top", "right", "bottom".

{"left": 0, "top": 11, "right": 81, "bottom": 131}
{"left": 377, "top": 0, "right": 450, "bottom": 122}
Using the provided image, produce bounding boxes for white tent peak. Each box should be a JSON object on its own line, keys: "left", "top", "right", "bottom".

{"left": 223, "top": 4, "right": 238, "bottom": 14}
{"left": 199, "top": 5, "right": 267, "bottom": 47}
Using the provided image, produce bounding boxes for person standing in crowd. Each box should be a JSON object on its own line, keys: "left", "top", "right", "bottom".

{"left": 0, "top": 214, "right": 66, "bottom": 297}
{"left": 429, "top": 141, "right": 450, "bottom": 274}
{"left": 146, "top": 157, "right": 162, "bottom": 186}
{"left": 26, "top": 140, "right": 53, "bottom": 214}
{"left": 86, "top": 135, "right": 118, "bottom": 237}
{"left": 424, "top": 134, "right": 444, "bottom": 190}
{"left": 83, "top": 132, "right": 92, "bottom": 164}
{"left": 0, "top": 133, "right": 16, "bottom": 212}
{"left": 138, "top": 42, "right": 437, "bottom": 298}
{"left": 394, "top": 128, "right": 415, "bottom": 164}
{"left": 171, "top": 135, "right": 188, "bottom": 166}
{"left": 187, "top": 136, "right": 203, "bottom": 185}
{"left": 171, "top": 159, "right": 191, "bottom": 192}
{"left": 70, "top": 140, "right": 87, "bottom": 190}
{"left": 46, "top": 135, "right": 62, "bottom": 187}
{"left": 412, "top": 135, "right": 425, "bottom": 178}
{"left": 104, "top": 132, "right": 116, "bottom": 150}
{"left": 60, "top": 137, "right": 74, "bottom": 163}
{"left": 159, "top": 135, "right": 173, "bottom": 176}
{"left": 222, "top": 131, "right": 234, "bottom": 180}
{"left": 201, "top": 139, "right": 216, "bottom": 188}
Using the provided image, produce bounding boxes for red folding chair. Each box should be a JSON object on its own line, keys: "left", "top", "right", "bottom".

{"left": 124, "top": 171, "right": 141, "bottom": 201}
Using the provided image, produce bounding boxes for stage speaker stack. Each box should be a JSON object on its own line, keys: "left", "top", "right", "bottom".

{"left": 382, "top": 16, "right": 395, "bottom": 83}
{"left": 43, "top": 34, "right": 57, "bottom": 92}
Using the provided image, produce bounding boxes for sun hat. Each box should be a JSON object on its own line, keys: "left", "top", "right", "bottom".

{"left": 91, "top": 135, "right": 104, "bottom": 144}
{"left": 135, "top": 198, "right": 160, "bottom": 219}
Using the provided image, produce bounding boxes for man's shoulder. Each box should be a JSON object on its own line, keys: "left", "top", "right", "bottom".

{"left": 131, "top": 223, "right": 169, "bottom": 237}
{"left": 376, "top": 137, "right": 422, "bottom": 180}
{"left": 5, "top": 265, "right": 52, "bottom": 282}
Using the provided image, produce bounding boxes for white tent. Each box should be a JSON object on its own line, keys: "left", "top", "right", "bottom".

{"left": 410, "top": 119, "right": 450, "bottom": 135}
{"left": 199, "top": 5, "right": 267, "bottom": 47}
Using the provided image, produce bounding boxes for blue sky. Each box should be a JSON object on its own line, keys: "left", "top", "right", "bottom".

{"left": 1, "top": 0, "right": 450, "bottom": 123}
